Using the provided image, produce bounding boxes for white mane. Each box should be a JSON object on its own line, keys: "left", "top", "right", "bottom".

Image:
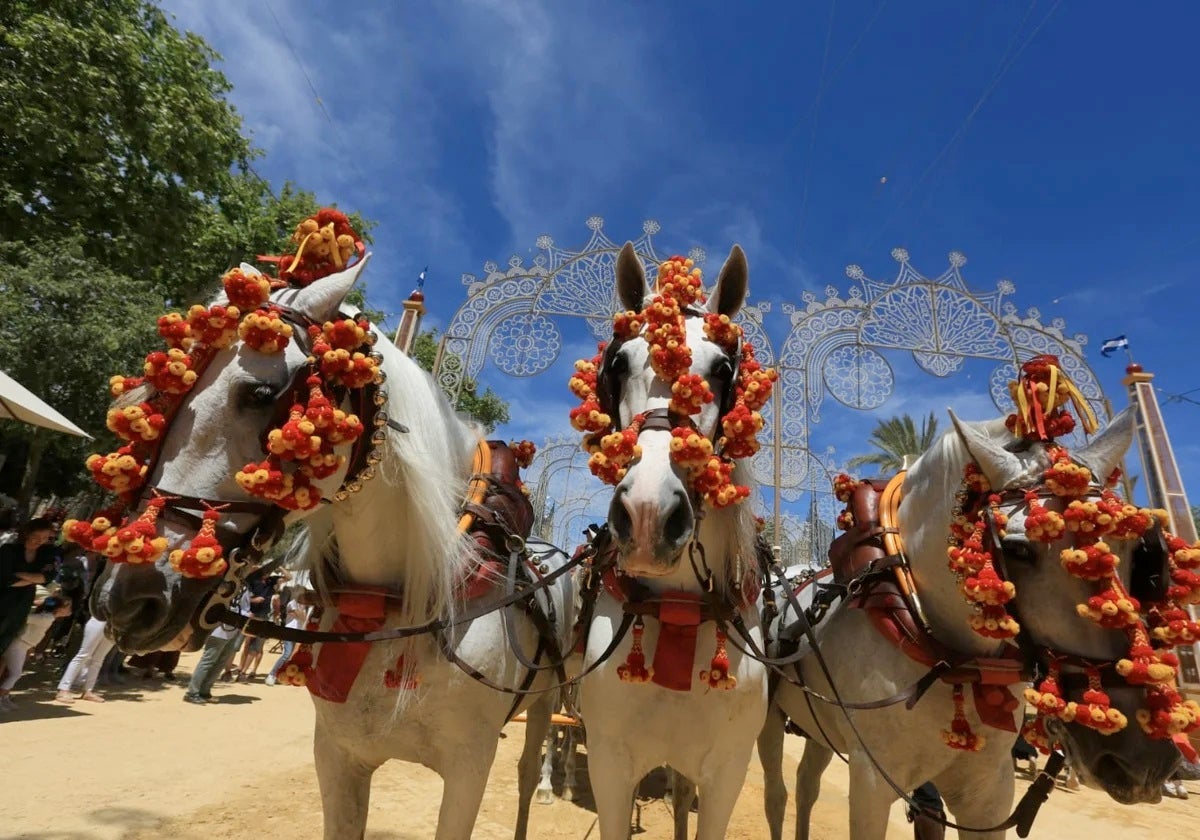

{"left": 306, "top": 327, "right": 481, "bottom": 632}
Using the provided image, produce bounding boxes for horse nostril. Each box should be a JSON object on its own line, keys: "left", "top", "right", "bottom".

{"left": 609, "top": 486, "right": 633, "bottom": 543}
{"left": 113, "top": 593, "right": 169, "bottom": 636}
{"left": 662, "top": 489, "right": 693, "bottom": 548}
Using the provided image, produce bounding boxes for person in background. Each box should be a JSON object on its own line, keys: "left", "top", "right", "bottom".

{"left": 0, "top": 519, "right": 60, "bottom": 660}
{"left": 127, "top": 649, "right": 180, "bottom": 681}
{"left": 265, "top": 594, "right": 310, "bottom": 685}
{"left": 56, "top": 614, "right": 117, "bottom": 704}
{"left": 184, "top": 586, "right": 250, "bottom": 705}
{"left": 232, "top": 568, "right": 277, "bottom": 682}
{"left": 0, "top": 593, "right": 72, "bottom": 711}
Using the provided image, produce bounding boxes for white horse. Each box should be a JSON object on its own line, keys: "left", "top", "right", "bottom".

{"left": 92, "top": 258, "right": 577, "bottom": 840}
{"left": 759, "top": 408, "right": 1184, "bottom": 840}
{"left": 580, "top": 244, "right": 769, "bottom": 840}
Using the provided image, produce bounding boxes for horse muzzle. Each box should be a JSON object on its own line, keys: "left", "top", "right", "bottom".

{"left": 608, "top": 485, "right": 693, "bottom": 576}
{"left": 1053, "top": 718, "right": 1181, "bottom": 804}
{"left": 92, "top": 561, "right": 213, "bottom": 654}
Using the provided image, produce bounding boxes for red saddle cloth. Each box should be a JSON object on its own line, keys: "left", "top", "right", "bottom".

{"left": 309, "top": 590, "right": 388, "bottom": 703}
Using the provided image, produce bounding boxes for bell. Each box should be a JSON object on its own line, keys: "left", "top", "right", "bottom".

{"left": 373, "top": 371, "right": 387, "bottom": 386}
{"left": 334, "top": 489, "right": 350, "bottom": 502}
{"left": 366, "top": 449, "right": 383, "bottom": 466}
{"left": 344, "top": 480, "right": 363, "bottom": 495}
{"left": 374, "top": 411, "right": 389, "bottom": 429}
{"left": 371, "top": 429, "right": 388, "bottom": 446}
{"left": 373, "top": 390, "right": 388, "bottom": 406}
{"left": 369, "top": 351, "right": 384, "bottom": 364}
{"left": 359, "top": 466, "right": 376, "bottom": 482}
{"left": 364, "top": 330, "right": 378, "bottom": 346}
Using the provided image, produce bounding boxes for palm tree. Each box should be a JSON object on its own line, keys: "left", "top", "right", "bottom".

{"left": 846, "top": 412, "right": 940, "bottom": 474}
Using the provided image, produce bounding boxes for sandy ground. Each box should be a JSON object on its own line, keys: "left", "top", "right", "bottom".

{"left": 2, "top": 651, "right": 1196, "bottom": 839}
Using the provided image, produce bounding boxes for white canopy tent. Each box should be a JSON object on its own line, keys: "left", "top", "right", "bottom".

{"left": 0, "top": 369, "right": 92, "bottom": 439}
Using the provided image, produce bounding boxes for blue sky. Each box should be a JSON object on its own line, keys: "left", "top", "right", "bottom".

{"left": 159, "top": 0, "right": 1200, "bottom": 528}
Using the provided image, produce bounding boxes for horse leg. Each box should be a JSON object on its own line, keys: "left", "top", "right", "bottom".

{"left": 847, "top": 756, "right": 894, "bottom": 840}
{"left": 937, "top": 761, "right": 1014, "bottom": 840}
{"left": 694, "top": 752, "right": 755, "bottom": 840}
{"left": 434, "top": 744, "right": 499, "bottom": 840}
{"left": 562, "top": 725, "right": 579, "bottom": 802}
{"left": 587, "top": 749, "right": 639, "bottom": 840}
{"left": 795, "top": 739, "right": 834, "bottom": 840}
{"left": 536, "top": 724, "right": 558, "bottom": 805}
{"left": 314, "top": 727, "right": 379, "bottom": 840}
{"left": 670, "top": 770, "right": 697, "bottom": 840}
{"left": 516, "top": 694, "right": 555, "bottom": 839}
{"left": 757, "top": 708, "right": 788, "bottom": 840}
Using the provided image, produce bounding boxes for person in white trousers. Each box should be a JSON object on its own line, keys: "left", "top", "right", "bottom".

{"left": 0, "top": 596, "right": 72, "bottom": 711}
{"left": 56, "top": 616, "right": 116, "bottom": 703}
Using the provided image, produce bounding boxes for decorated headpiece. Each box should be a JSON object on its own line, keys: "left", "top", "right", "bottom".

{"left": 831, "top": 359, "right": 1200, "bottom": 752}
{"left": 569, "top": 255, "right": 777, "bottom": 508}
{"left": 1005, "top": 354, "right": 1098, "bottom": 441}
{"left": 65, "top": 210, "right": 380, "bottom": 578}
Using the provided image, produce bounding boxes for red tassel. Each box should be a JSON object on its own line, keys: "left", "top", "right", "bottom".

{"left": 942, "top": 683, "right": 985, "bottom": 751}
{"left": 617, "top": 618, "right": 654, "bottom": 683}
{"left": 1062, "top": 668, "right": 1127, "bottom": 734}
{"left": 699, "top": 628, "right": 737, "bottom": 689}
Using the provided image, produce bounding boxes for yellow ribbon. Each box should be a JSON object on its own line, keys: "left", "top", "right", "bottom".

{"left": 289, "top": 223, "right": 345, "bottom": 276}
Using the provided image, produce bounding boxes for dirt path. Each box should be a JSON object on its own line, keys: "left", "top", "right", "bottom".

{"left": 2, "top": 652, "right": 1194, "bottom": 838}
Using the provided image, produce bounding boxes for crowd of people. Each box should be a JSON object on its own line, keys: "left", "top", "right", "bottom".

{"left": 0, "top": 515, "right": 307, "bottom": 712}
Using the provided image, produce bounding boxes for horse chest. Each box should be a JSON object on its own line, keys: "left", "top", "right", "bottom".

{"left": 580, "top": 599, "right": 768, "bottom": 773}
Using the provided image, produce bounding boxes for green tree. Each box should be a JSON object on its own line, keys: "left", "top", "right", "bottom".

{"left": 0, "top": 3, "right": 383, "bottom": 508}
{"left": 847, "top": 412, "right": 940, "bottom": 474}
{"left": 0, "top": 239, "right": 162, "bottom": 507}
{"left": 0, "top": 0, "right": 254, "bottom": 298}
{"left": 411, "top": 330, "right": 510, "bottom": 433}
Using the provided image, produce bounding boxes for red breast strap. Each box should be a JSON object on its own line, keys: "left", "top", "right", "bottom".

{"left": 651, "top": 593, "right": 703, "bottom": 691}
{"left": 309, "top": 589, "right": 389, "bottom": 703}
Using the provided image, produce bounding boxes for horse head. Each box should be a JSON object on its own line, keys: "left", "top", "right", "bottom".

{"left": 598, "top": 242, "right": 755, "bottom": 581}
{"left": 91, "top": 260, "right": 368, "bottom": 653}
{"left": 937, "top": 408, "right": 1183, "bottom": 803}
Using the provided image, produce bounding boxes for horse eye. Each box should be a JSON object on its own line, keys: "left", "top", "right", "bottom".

{"left": 238, "top": 383, "right": 278, "bottom": 410}
{"left": 1001, "top": 538, "right": 1038, "bottom": 565}
{"left": 710, "top": 358, "right": 734, "bottom": 380}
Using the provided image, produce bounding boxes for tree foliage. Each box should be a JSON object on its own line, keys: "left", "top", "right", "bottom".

{"left": 847, "top": 412, "right": 941, "bottom": 474}
{"left": 411, "top": 330, "right": 510, "bottom": 433}
{"left": 0, "top": 2, "right": 381, "bottom": 508}
{"left": 0, "top": 0, "right": 254, "bottom": 297}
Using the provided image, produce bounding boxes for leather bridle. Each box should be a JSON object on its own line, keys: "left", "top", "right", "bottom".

{"left": 114, "top": 302, "right": 406, "bottom": 637}
{"left": 977, "top": 483, "right": 1170, "bottom": 689}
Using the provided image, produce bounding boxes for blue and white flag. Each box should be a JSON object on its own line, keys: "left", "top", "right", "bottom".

{"left": 1100, "top": 335, "right": 1129, "bottom": 357}
{"left": 417, "top": 266, "right": 428, "bottom": 288}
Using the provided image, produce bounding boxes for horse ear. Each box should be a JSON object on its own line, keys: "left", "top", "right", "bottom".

{"left": 290, "top": 255, "right": 371, "bottom": 324}
{"left": 707, "top": 244, "right": 748, "bottom": 317}
{"left": 1073, "top": 407, "right": 1136, "bottom": 483}
{"left": 948, "top": 409, "right": 1023, "bottom": 489}
{"left": 616, "top": 242, "right": 648, "bottom": 313}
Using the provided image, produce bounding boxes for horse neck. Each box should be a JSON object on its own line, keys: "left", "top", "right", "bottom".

{"left": 900, "top": 437, "right": 1006, "bottom": 656}
{"left": 326, "top": 343, "right": 478, "bottom": 627}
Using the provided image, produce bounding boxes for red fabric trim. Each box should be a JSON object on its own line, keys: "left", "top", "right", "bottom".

{"left": 651, "top": 593, "right": 703, "bottom": 691}
{"left": 867, "top": 608, "right": 1021, "bottom": 732}
{"left": 308, "top": 590, "right": 388, "bottom": 704}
